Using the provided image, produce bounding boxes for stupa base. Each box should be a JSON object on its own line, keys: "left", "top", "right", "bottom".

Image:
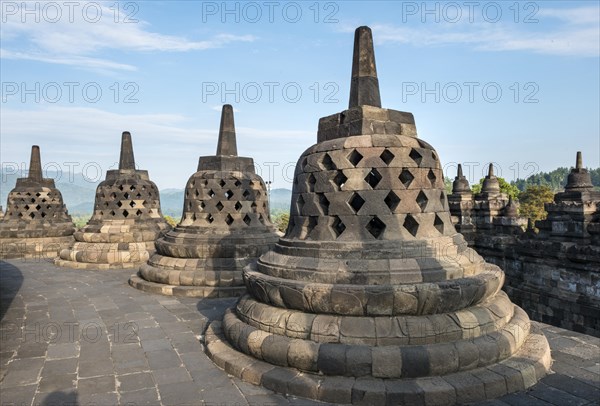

{"left": 0, "top": 235, "right": 74, "bottom": 259}
{"left": 205, "top": 320, "right": 551, "bottom": 405}
{"left": 128, "top": 273, "right": 246, "bottom": 298}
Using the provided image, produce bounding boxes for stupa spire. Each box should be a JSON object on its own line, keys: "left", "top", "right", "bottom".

{"left": 349, "top": 26, "right": 381, "bottom": 108}
{"left": 216, "top": 104, "right": 238, "bottom": 156}
{"left": 119, "top": 131, "right": 136, "bottom": 170}
{"left": 28, "top": 145, "right": 43, "bottom": 182}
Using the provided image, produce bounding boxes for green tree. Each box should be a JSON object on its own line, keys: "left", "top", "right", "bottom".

{"left": 471, "top": 177, "right": 520, "bottom": 199}
{"left": 518, "top": 185, "right": 554, "bottom": 223}
{"left": 271, "top": 211, "right": 290, "bottom": 233}
{"left": 443, "top": 176, "right": 453, "bottom": 194}
{"left": 164, "top": 215, "right": 179, "bottom": 227}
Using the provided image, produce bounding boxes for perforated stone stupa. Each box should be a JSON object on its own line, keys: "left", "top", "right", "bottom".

{"left": 0, "top": 146, "right": 75, "bottom": 259}
{"left": 206, "top": 27, "right": 551, "bottom": 405}
{"left": 56, "top": 132, "right": 169, "bottom": 269}
{"left": 129, "top": 105, "right": 280, "bottom": 297}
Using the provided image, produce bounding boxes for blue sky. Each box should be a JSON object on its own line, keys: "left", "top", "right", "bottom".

{"left": 1, "top": 1, "right": 599, "bottom": 190}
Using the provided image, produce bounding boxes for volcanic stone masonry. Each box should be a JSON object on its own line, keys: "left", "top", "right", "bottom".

{"left": 55, "top": 132, "right": 170, "bottom": 270}
{"left": 454, "top": 152, "right": 600, "bottom": 336}
{"left": 0, "top": 146, "right": 75, "bottom": 259}
{"left": 129, "top": 105, "right": 280, "bottom": 297}
{"left": 205, "top": 26, "right": 551, "bottom": 405}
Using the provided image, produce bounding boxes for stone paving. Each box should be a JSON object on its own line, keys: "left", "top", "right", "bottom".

{"left": 0, "top": 259, "right": 598, "bottom": 406}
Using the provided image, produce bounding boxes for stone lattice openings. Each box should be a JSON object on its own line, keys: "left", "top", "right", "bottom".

{"left": 205, "top": 26, "right": 552, "bottom": 405}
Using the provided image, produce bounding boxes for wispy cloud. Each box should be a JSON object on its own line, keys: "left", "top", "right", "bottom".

{"left": 354, "top": 6, "right": 599, "bottom": 57}
{"left": 0, "top": 2, "right": 256, "bottom": 72}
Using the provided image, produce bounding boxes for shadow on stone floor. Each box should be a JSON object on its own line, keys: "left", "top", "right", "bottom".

{"left": 0, "top": 260, "right": 23, "bottom": 321}
{"left": 41, "top": 390, "right": 79, "bottom": 406}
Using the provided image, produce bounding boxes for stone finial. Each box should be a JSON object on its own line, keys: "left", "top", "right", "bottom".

{"left": 452, "top": 164, "right": 471, "bottom": 194}
{"left": 216, "top": 105, "right": 238, "bottom": 157}
{"left": 28, "top": 145, "right": 43, "bottom": 182}
{"left": 349, "top": 26, "right": 381, "bottom": 108}
{"left": 504, "top": 196, "right": 519, "bottom": 217}
{"left": 119, "top": 132, "right": 136, "bottom": 170}
{"left": 481, "top": 163, "right": 501, "bottom": 194}
{"left": 565, "top": 151, "right": 593, "bottom": 191}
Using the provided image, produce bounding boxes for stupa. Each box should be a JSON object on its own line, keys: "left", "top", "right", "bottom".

{"left": 129, "top": 105, "right": 280, "bottom": 297}
{"left": 56, "top": 132, "right": 169, "bottom": 269}
{"left": 536, "top": 152, "right": 600, "bottom": 243}
{"left": 0, "top": 146, "right": 75, "bottom": 258}
{"left": 206, "top": 27, "right": 551, "bottom": 404}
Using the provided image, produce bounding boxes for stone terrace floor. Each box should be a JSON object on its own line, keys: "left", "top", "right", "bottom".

{"left": 0, "top": 259, "right": 598, "bottom": 406}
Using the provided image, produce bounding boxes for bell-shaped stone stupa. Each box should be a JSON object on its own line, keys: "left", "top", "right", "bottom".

{"left": 56, "top": 132, "right": 169, "bottom": 269}
{"left": 0, "top": 146, "right": 75, "bottom": 258}
{"left": 206, "top": 27, "right": 551, "bottom": 405}
{"left": 129, "top": 105, "right": 280, "bottom": 297}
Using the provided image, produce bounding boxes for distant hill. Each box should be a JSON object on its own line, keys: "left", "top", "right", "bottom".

{"left": 513, "top": 167, "right": 600, "bottom": 192}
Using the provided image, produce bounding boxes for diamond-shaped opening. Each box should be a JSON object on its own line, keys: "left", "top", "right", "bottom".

{"left": 243, "top": 214, "right": 251, "bottom": 226}
{"left": 297, "top": 195, "right": 305, "bottom": 214}
{"left": 348, "top": 192, "right": 365, "bottom": 213}
{"left": 434, "top": 214, "right": 444, "bottom": 234}
{"left": 321, "top": 153, "right": 336, "bottom": 171}
{"left": 333, "top": 171, "right": 347, "bottom": 190}
{"left": 110, "top": 210, "right": 116, "bottom": 216}
{"left": 110, "top": 192, "right": 117, "bottom": 199}
{"left": 364, "top": 168, "right": 382, "bottom": 189}
{"left": 403, "top": 214, "right": 419, "bottom": 237}
{"left": 123, "top": 210, "right": 129, "bottom": 217}
{"left": 258, "top": 214, "right": 266, "bottom": 224}
{"left": 409, "top": 148, "right": 423, "bottom": 166}
{"left": 225, "top": 190, "right": 234, "bottom": 200}
{"left": 348, "top": 149, "right": 363, "bottom": 167}
{"left": 24, "top": 204, "right": 30, "bottom": 210}
{"left": 399, "top": 169, "right": 414, "bottom": 188}
{"left": 331, "top": 216, "right": 346, "bottom": 238}
{"left": 30, "top": 198, "right": 35, "bottom": 203}
{"left": 219, "top": 179, "right": 226, "bottom": 187}
{"left": 41, "top": 212, "right": 47, "bottom": 218}
{"left": 18, "top": 213, "right": 23, "bottom": 218}
{"left": 307, "top": 174, "right": 316, "bottom": 192}
{"left": 234, "top": 179, "right": 242, "bottom": 187}
{"left": 416, "top": 191, "right": 429, "bottom": 212}
{"left": 136, "top": 193, "right": 142, "bottom": 198}
{"left": 307, "top": 216, "right": 318, "bottom": 235}
{"left": 234, "top": 202, "right": 242, "bottom": 211}
{"left": 380, "top": 149, "right": 395, "bottom": 166}
{"left": 35, "top": 192, "right": 41, "bottom": 197}
{"left": 29, "top": 212, "right": 35, "bottom": 219}
{"left": 207, "top": 214, "right": 214, "bottom": 223}
{"left": 366, "top": 216, "right": 386, "bottom": 239}
{"left": 243, "top": 190, "right": 250, "bottom": 199}
{"left": 41, "top": 198, "right": 47, "bottom": 203}
{"left": 200, "top": 201, "right": 206, "bottom": 210}
{"left": 141, "top": 185, "right": 146, "bottom": 191}
{"left": 432, "top": 151, "right": 437, "bottom": 161}
{"left": 427, "top": 169, "right": 437, "bottom": 186}
{"left": 129, "top": 201, "right": 136, "bottom": 208}
{"left": 208, "top": 189, "right": 215, "bottom": 198}
{"left": 216, "top": 201, "right": 224, "bottom": 211}
{"left": 129, "top": 185, "right": 136, "bottom": 191}
{"left": 118, "top": 185, "right": 124, "bottom": 191}
{"left": 194, "top": 189, "right": 200, "bottom": 198}
{"left": 225, "top": 214, "right": 234, "bottom": 225}
{"left": 301, "top": 157, "right": 308, "bottom": 170}
{"left": 318, "top": 193, "right": 330, "bottom": 215}
{"left": 117, "top": 201, "right": 123, "bottom": 207}
{"left": 136, "top": 209, "right": 143, "bottom": 216}
{"left": 35, "top": 205, "right": 41, "bottom": 211}
{"left": 384, "top": 191, "right": 401, "bottom": 212}
{"left": 124, "top": 192, "right": 130, "bottom": 199}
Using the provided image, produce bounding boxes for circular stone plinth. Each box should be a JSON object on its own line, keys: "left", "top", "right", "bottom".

{"left": 128, "top": 273, "right": 246, "bottom": 298}
{"left": 55, "top": 259, "right": 145, "bottom": 270}
{"left": 205, "top": 320, "right": 551, "bottom": 405}
{"left": 0, "top": 236, "right": 74, "bottom": 259}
